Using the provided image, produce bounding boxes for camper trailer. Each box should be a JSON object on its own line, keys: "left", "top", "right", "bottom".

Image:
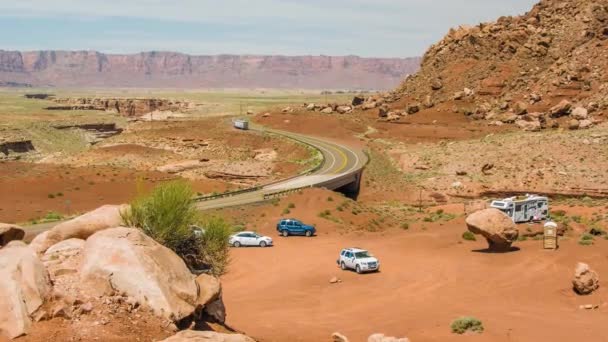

{"left": 233, "top": 119, "right": 249, "bottom": 130}
{"left": 490, "top": 194, "right": 549, "bottom": 223}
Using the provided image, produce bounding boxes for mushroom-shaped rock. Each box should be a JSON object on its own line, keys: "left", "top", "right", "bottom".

{"left": 0, "top": 223, "right": 25, "bottom": 247}
{"left": 465, "top": 208, "right": 519, "bottom": 252}
{"left": 80, "top": 227, "right": 198, "bottom": 321}
{"left": 34, "top": 204, "right": 128, "bottom": 254}
{"left": 160, "top": 330, "right": 256, "bottom": 342}
{"left": 573, "top": 262, "right": 599, "bottom": 295}
{"left": 0, "top": 241, "right": 52, "bottom": 339}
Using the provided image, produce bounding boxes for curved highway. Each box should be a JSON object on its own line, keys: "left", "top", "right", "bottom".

{"left": 195, "top": 125, "right": 368, "bottom": 211}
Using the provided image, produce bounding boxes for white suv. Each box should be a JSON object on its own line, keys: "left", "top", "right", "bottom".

{"left": 337, "top": 248, "right": 380, "bottom": 273}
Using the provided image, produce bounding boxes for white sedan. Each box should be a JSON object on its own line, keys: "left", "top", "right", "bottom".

{"left": 229, "top": 231, "right": 273, "bottom": 247}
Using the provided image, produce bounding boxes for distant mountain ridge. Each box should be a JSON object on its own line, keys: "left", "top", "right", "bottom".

{"left": 0, "top": 50, "right": 421, "bottom": 89}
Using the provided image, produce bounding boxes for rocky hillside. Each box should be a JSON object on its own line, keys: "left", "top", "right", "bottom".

{"left": 375, "top": 0, "right": 607, "bottom": 129}
{"left": 0, "top": 50, "right": 420, "bottom": 90}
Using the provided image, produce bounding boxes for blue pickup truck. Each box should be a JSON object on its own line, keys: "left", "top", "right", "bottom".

{"left": 276, "top": 219, "right": 316, "bottom": 237}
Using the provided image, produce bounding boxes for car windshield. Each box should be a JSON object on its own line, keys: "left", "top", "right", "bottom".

{"left": 355, "top": 251, "right": 371, "bottom": 258}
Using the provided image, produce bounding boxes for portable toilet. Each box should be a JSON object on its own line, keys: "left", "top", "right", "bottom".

{"left": 543, "top": 221, "right": 558, "bottom": 250}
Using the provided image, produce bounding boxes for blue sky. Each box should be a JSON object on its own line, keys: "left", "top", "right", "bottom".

{"left": 0, "top": 0, "right": 537, "bottom": 57}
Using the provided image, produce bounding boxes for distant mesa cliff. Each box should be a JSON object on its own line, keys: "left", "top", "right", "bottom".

{"left": 0, "top": 50, "right": 421, "bottom": 89}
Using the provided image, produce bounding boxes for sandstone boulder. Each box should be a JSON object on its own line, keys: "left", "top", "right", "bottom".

{"left": 431, "top": 79, "right": 443, "bottom": 90}
{"left": 579, "top": 119, "right": 593, "bottom": 129}
{"left": 195, "top": 274, "right": 225, "bottom": 323}
{"left": 568, "top": 119, "right": 580, "bottom": 130}
{"left": 41, "top": 238, "right": 85, "bottom": 277}
{"left": 80, "top": 227, "right": 198, "bottom": 321}
{"left": 0, "top": 223, "right": 25, "bottom": 247}
{"left": 160, "top": 331, "right": 255, "bottom": 342}
{"left": 368, "top": 334, "right": 411, "bottom": 342}
{"left": 571, "top": 107, "right": 588, "bottom": 120}
{"left": 406, "top": 103, "right": 420, "bottom": 114}
{"left": 336, "top": 106, "right": 352, "bottom": 114}
{"left": 34, "top": 204, "right": 127, "bottom": 254}
{"left": 549, "top": 100, "right": 572, "bottom": 118}
{"left": 573, "top": 262, "right": 599, "bottom": 295}
{"left": 0, "top": 241, "right": 52, "bottom": 339}
{"left": 515, "top": 119, "right": 541, "bottom": 132}
{"left": 332, "top": 332, "right": 350, "bottom": 342}
{"left": 306, "top": 103, "right": 316, "bottom": 111}
{"left": 466, "top": 209, "right": 519, "bottom": 252}
{"left": 513, "top": 101, "right": 528, "bottom": 115}
{"left": 378, "top": 105, "right": 389, "bottom": 118}
{"left": 321, "top": 107, "right": 333, "bottom": 114}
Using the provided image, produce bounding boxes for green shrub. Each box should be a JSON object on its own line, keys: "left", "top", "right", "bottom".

{"left": 462, "top": 231, "right": 476, "bottom": 241}
{"left": 47, "top": 193, "right": 55, "bottom": 199}
{"left": 282, "top": 208, "right": 291, "bottom": 215}
{"left": 287, "top": 203, "right": 296, "bottom": 209}
{"left": 327, "top": 196, "right": 334, "bottom": 202}
{"left": 196, "top": 216, "right": 233, "bottom": 276}
{"left": 400, "top": 222, "right": 410, "bottom": 230}
{"left": 56, "top": 192, "right": 64, "bottom": 197}
{"left": 451, "top": 317, "right": 484, "bottom": 334}
{"left": 578, "top": 233, "right": 595, "bottom": 246}
{"left": 122, "top": 181, "right": 198, "bottom": 251}
{"left": 44, "top": 211, "right": 63, "bottom": 222}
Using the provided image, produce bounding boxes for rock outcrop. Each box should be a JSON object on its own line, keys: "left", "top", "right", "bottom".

{"left": 160, "top": 330, "right": 255, "bottom": 342}
{"left": 573, "top": 262, "right": 599, "bottom": 295}
{"left": 466, "top": 208, "right": 519, "bottom": 252}
{"left": 0, "top": 241, "right": 52, "bottom": 339}
{"left": 0, "top": 223, "right": 25, "bottom": 246}
{"left": 80, "top": 227, "right": 199, "bottom": 321}
{"left": 49, "top": 98, "right": 193, "bottom": 117}
{"left": 32, "top": 204, "right": 127, "bottom": 254}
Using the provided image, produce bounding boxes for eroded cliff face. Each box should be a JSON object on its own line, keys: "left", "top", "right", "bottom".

{"left": 0, "top": 50, "right": 420, "bottom": 89}
{"left": 49, "top": 98, "right": 194, "bottom": 116}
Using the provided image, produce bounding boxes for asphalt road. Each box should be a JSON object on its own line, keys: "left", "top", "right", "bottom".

{"left": 195, "top": 126, "right": 368, "bottom": 211}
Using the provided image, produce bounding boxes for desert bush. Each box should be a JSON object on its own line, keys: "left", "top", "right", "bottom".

{"left": 282, "top": 208, "right": 291, "bottom": 215}
{"left": 400, "top": 222, "right": 410, "bottom": 230}
{"left": 44, "top": 211, "right": 63, "bottom": 222}
{"left": 122, "top": 181, "right": 230, "bottom": 275}
{"left": 462, "top": 231, "right": 476, "bottom": 241}
{"left": 122, "top": 181, "right": 198, "bottom": 252}
{"left": 287, "top": 202, "right": 296, "bottom": 209}
{"left": 196, "top": 216, "right": 233, "bottom": 276}
{"left": 578, "top": 233, "right": 594, "bottom": 246}
{"left": 451, "top": 317, "right": 484, "bottom": 334}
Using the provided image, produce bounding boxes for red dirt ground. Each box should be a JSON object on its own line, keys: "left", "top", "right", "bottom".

{"left": 0, "top": 161, "right": 230, "bottom": 223}
{"left": 219, "top": 190, "right": 608, "bottom": 342}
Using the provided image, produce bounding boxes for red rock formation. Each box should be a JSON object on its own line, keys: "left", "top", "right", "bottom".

{"left": 0, "top": 50, "right": 420, "bottom": 90}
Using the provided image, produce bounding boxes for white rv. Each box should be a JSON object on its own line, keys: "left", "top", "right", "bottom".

{"left": 490, "top": 194, "right": 549, "bottom": 223}
{"left": 233, "top": 119, "right": 249, "bottom": 130}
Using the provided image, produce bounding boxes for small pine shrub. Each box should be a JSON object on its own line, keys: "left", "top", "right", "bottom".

{"left": 451, "top": 317, "right": 484, "bottom": 334}
{"left": 462, "top": 231, "right": 476, "bottom": 241}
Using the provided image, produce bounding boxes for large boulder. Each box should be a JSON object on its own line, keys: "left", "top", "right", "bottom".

{"left": 41, "top": 238, "right": 85, "bottom": 277}
{"left": 368, "top": 334, "right": 411, "bottom": 342}
{"left": 160, "top": 331, "right": 255, "bottom": 342}
{"left": 195, "top": 274, "right": 225, "bottom": 323}
{"left": 465, "top": 209, "right": 519, "bottom": 252}
{"left": 572, "top": 262, "right": 599, "bottom": 295}
{"left": 80, "top": 227, "right": 198, "bottom": 321}
{"left": 570, "top": 107, "right": 588, "bottom": 120}
{"left": 549, "top": 100, "right": 572, "bottom": 118}
{"left": 33, "top": 204, "right": 127, "bottom": 254}
{"left": 0, "top": 223, "right": 25, "bottom": 247}
{"left": 0, "top": 241, "right": 52, "bottom": 339}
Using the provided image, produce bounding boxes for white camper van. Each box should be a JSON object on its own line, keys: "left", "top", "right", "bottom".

{"left": 233, "top": 119, "right": 249, "bottom": 130}
{"left": 490, "top": 194, "right": 549, "bottom": 223}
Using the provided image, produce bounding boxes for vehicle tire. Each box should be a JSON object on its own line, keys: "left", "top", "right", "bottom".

{"left": 233, "top": 241, "right": 241, "bottom": 248}
{"left": 305, "top": 230, "right": 312, "bottom": 237}
{"left": 355, "top": 265, "right": 362, "bottom": 274}
{"left": 260, "top": 241, "right": 267, "bottom": 248}
{"left": 282, "top": 230, "right": 289, "bottom": 237}
{"left": 340, "top": 262, "right": 347, "bottom": 271}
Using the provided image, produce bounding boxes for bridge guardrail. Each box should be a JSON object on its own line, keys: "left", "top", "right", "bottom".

{"left": 263, "top": 185, "right": 313, "bottom": 200}
{"left": 193, "top": 126, "right": 326, "bottom": 204}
